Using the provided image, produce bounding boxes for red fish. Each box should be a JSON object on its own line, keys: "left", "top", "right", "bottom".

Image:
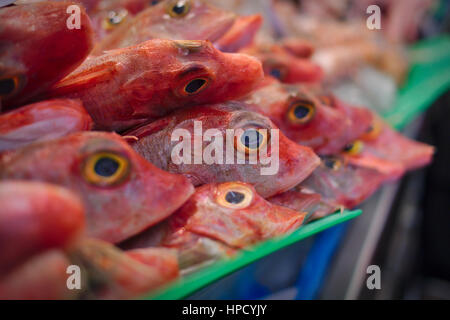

{"left": 0, "top": 132, "right": 194, "bottom": 243}
{"left": 243, "top": 77, "right": 373, "bottom": 155}
{"left": 124, "top": 182, "right": 307, "bottom": 267}
{"left": 47, "top": 40, "right": 263, "bottom": 131}
{"left": 127, "top": 103, "right": 320, "bottom": 198}
{"left": 214, "top": 14, "right": 263, "bottom": 53}
{"left": 0, "top": 99, "right": 93, "bottom": 152}
{"left": 91, "top": 0, "right": 236, "bottom": 54}
{"left": 0, "top": 181, "right": 84, "bottom": 277}
{"left": 241, "top": 44, "right": 323, "bottom": 84}
{"left": 0, "top": 1, "right": 94, "bottom": 110}
{"left": 342, "top": 116, "right": 434, "bottom": 178}
{"left": 270, "top": 155, "right": 389, "bottom": 220}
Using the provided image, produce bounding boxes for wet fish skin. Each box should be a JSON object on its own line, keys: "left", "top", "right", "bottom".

{"left": 243, "top": 78, "right": 373, "bottom": 155}
{"left": 0, "top": 132, "right": 194, "bottom": 243}
{"left": 0, "top": 1, "right": 94, "bottom": 109}
{"left": 47, "top": 39, "right": 264, "bottom": 132}
{"left": 0, "top": 99, "right": 93, "bottom": 152}
{"left": 92, "top": 0, "right": 236, "bottom": 54}
{"left": 0, "top": 181, "right": 84, "bottom": 277}
{"left": 128, "top": 102, "right": 320, "bottom": 198}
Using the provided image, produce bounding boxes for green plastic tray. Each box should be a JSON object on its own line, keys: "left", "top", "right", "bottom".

{"left": 144, "top": 209, "right": 361, "bottom": 300}
{"left": 141, "top": 35, "right": 450, "bottom": 300}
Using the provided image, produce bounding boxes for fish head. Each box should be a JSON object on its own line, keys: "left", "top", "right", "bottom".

{"left": 244, "top": 78, "right": 360, "bottom": 154}
{"left": 342, "top": 116, "right": 434, "bottom": 177}
{"left": 166, "top": 182, "right": 307, "bottom": 248}
{"left": 129, "top": 103, "right": 320, "bottom": 198}
{"left": 93, "top": 0, "right": 236, "bottom": 51}
{"left": 0, "top": 1, "right": 94, "bottom": 109}
{"left": 0, "top": 132, "right": 194, "bottom": 243}
{"left": 295, "top": 89, "right": 374, "bottom": 154}
{"left": 243, "top": 44, "right": 323, "bottom": 84}
{"left": 302, "top": 155, "right": 388, "bottom": 208}
{"left": 129, "top": 39, "right": 264, "bottom": 108}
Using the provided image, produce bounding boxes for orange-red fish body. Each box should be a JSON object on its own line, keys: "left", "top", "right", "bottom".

{"left": 0, "top": 99, "right": 93, "bottom": 152}
{"left": 127, "top": 103, "right": 320, "bottom": 198}
{"left": 0, "top": 132, "right": 194, "bottom": 243}
{"left": 0, "top": 1, "right": 94, "bottom": 110}
{"left": 47, "top": 40, "right": 263, "bottom": 132}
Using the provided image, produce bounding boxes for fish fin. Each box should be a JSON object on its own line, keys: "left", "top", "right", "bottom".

{"left": 50, "top": 61, "right": 120, "bottom": 95}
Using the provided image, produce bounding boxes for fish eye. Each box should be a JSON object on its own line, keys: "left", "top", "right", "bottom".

{"left": 167, "top": 0, "right": 191, "bottom": 18}
{"left": 183, "top": 78, "right": 209, "bottom": 95}
{"left": 235, "top": 128, "right": 269, "bottom": 155}
{"left": 82, "top": 151, "right": 130, "bottom": 187}
{"left": 361, "top": 119, "right": 382, "bottom": 141}
{"left": 0, "top": 75, "right": 21, "bottom": 98}
{"left": 216, "top": 183, "right": 254, "bottom": 209}
{"left": 342, "top": 140, "right": 364, "bottom": 156}
{"left": 322, "top": 157, "right": 342, "bottom": 171}
{"left": 102, "top": 9, "right": 128, "bottom": 30}
{"left": 264, "top": 61, "right": 287, "bottom": 81}
{"left": 287, "top": 100, "right": 316, "bottom": 124}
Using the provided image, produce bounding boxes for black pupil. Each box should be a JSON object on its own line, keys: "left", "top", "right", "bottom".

{"left": 185, "top": 79, "right": 206, "bottom": 94}
{"left": 0, "top": 78, "right": 16, "bottom": 95}
{"left": 294, "top": 105, "right": 310, "bottom": 119}
{"left": 172, "top": 2, "right": 186, "bottom": 14}
{"left": 270, "top": 68, "right": 282, "bottom": 79}
{"left": 241, "top": 129, "right": 263, "bottom": 149}
{"left": 324, "top": 158, "right": 337, "bottom": 169}
{"left": 94, "top": 157, "right": 119, "bottom": 177}
{"left": 225, "top": 191, "right": 245, "bottom": 204}
{"left": 343, "top": 143, "right": 354, "bottom": 152}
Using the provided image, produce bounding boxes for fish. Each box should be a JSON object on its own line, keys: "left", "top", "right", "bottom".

{"left": 91, "top": 0, "right": 236, "bottom": 55}
{"left": 123, "top": 182, "right": 307, "bottom": 268}
{"left": 0, "top": 181, "right": 84, "bottom": 277}
{"left": 0, "top": 99, "right": 93, "bottom": 152}
{"left": 242, "top": 77, "right": 373, "bottom": 155}
{"left": 214, "top": 14, "right": 263, "bottom": 53}
{"left": 270, "top": 155, "right": 389, "bottom": 220}
{"left": 0, "top": 1, "right": 94, "bottom": 110}
{"left": 46, "top": 39, "right": 264, "bottom": 131}
{"left": 341, "top": 115, "right": 434, "bottom": 178}
{"left": 127, "top": 102, "right": 320, "bottom": 198}
{"left": 0, "top": 239, "right": 179, "bottom": 299}
{"left": 0, "top": 132, "right": 195, "bottom": 243}
{"left": 241, "top": 44, "right": 323, "bottom": 83}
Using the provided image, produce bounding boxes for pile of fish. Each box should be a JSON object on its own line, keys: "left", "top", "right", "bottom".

{"left": 0, "top": 0, "right": 434, "bottom": 299}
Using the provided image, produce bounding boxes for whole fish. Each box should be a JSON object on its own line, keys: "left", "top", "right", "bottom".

{"left": 127, "top": 103, "right": 320, "bottom": 198}
{"left": 0, "top": 1, "right": 94, "bottom": 110}
{"left": 0, "top": 181, "right": 84, "bottom": 277}
{"left": 241, "top": 44, "right": 323, "bottom": 83}
{"left": 47, "top": 40, "right": 264, "bottom": 131}
{"left": 342, "top": 116, "right": 434, "bottom": 178}
{"left": 92, "top": 0, "right": 236, "bottom": 55}
{"left": 0, "top": 99, "right": 93, "bottom": 152}
{"left": 123, "top": 182, "right": 307, "bottom": 268}
{"left": 243, "top": 77, "right": 373, "bottom": 155}
{"left": 0, "top": 132, "right": 194, "bottom": 243}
